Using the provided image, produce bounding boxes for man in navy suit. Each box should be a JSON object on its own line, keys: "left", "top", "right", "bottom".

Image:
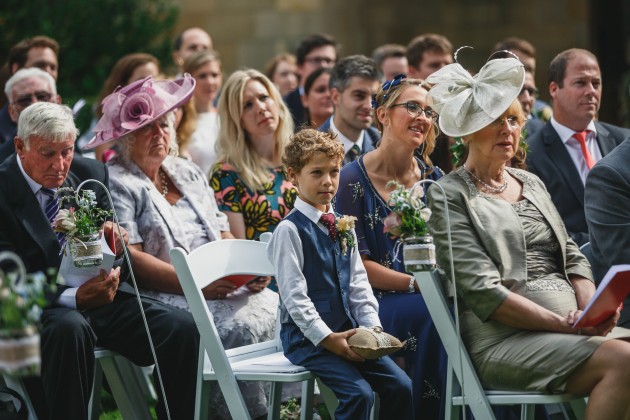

{"left": 284, "top": 33, "right": 338, "bottom": 130}
{"left": 526, "top": 48, "right": 630, "bottom": 246}
{"left": 0, "top": 102, "right": 199, "bottom": 419}
{"left": 318, "top": 55, "right": 380, "bottom": 165}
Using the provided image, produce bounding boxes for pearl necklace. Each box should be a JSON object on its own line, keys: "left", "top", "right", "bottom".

{"left": 462, "top": 164, "right": 508, "bottom": 194}
{"left": 158, "top": 168, "right": 169, "bottom": 197}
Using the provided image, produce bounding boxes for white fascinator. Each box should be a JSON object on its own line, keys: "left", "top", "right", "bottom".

{"left": 426, "top": 47, "right": 525, "bottom": 137}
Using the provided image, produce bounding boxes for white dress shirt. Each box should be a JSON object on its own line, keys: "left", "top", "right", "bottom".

{"left": 551, "top": 117, "right": 602, "bottom": 184}
{"left": 330, "top": 117, "right": 365, "bottom": 156}
{"left": 267, "top": 197, "right": 381, "bottom": 346}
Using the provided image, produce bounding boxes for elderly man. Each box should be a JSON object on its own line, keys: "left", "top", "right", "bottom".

{"left": 527, "top": 48, "right": 630, "bottom": 246}
{"left": 318, "top": 55, "right": 380, "bottom": 164}
{"left": 0, "top": 36, "right": 59, "bottom": 144}
{"left": 0, "top": 68, "right": 60, "bottom": 162}
{"left": 0, "top": 102, "right": 199, "bottom": 420}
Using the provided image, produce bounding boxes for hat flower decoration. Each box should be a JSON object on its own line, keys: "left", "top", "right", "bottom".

{"left": 86, "top": 74, "right": 195, "bottom": 149}
{"left": 426, "top": 46, "right": 525, "bottom": 138}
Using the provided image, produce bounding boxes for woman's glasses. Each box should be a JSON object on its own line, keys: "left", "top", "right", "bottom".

{"left": 391, "top": 102, "right": 438, "bottom": 121}
{"left": 490, "top": 115, "right": 521, "bottom": 128}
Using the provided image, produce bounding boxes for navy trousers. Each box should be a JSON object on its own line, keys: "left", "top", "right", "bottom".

{"left": 298, "top": 351, "right": 414, "bottom": 420}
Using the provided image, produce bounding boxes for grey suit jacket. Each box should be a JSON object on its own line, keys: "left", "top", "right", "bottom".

{"left": 526, "top": 120, "right": 630, "bottom": 246}
{"left": 585, "top": 138, "right": 630, "bottom": 325}
{"left": 428, "top": 167, "right": 592, "bottom": 322}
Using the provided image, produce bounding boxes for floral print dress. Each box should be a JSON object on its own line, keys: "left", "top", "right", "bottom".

{"left": 335, "top": 155, "right": 447, "bottom": 420}
{"left": 211, "top": 162, "right": 297, "bottom": 240}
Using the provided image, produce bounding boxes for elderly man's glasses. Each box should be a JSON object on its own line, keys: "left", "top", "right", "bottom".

{"left": 490, "top": 115, "right": 521, "bottom": 128}
{"left": 391, "top": 102, "right": 438, "bottom": 121}
{"left": 14, "top": 91, "right": 54, "bottom": 108}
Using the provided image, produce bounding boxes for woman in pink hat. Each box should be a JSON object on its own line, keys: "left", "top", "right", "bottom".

{"left": 86, "top": 74, "right": 278, "bottom": 419}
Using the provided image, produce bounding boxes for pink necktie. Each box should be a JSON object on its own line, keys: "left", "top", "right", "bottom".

{"left": 573, "top": 131, "right": 596, "bottom": 169}
{"left": 319, "top": 213, "right": 337, "bottom": 242}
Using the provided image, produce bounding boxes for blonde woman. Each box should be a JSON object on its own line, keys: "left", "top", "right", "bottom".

{"left": 211, "top": 69, "right": 297, "bottom": 243}
{"left": 182, "top": 50, "right": 222, "bottom": 174}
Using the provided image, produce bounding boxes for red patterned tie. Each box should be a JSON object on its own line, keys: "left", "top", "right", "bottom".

{"left": 573, "top": 131, "right": 596, "bottom": 169}
{"left": 319, "top": 213, "right": 337, "bottom": 242}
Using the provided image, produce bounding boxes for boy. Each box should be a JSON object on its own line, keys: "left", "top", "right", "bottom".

{"left": 267, "top": 129, "right": 413, "bottom": 419}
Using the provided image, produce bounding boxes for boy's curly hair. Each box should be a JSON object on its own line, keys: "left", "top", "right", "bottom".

{"left": 283, "top": 128, "right": 344, "bottom": 173}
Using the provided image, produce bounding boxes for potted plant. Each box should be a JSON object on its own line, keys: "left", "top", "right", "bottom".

{"left": 0, "top": 252, "right": 54, "bottom": 377}
{"left": 52, "top": 188, "right": 112, "bottom": 268}
{"left": 383, "top": 180, "right": 436, "bottom": 272}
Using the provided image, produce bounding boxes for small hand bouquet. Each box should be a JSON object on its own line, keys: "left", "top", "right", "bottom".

{"left": 383, "top": 180, "right": 436, "bottom": 271}
{"left": 52, "top": 188, "right": 112, "bottom": 268}
{"left": 0, "top": 252, "right": 55, "bottom": 377}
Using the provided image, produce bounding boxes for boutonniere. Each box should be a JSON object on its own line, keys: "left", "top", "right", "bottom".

{"left": 336, "top": 215, "right": 357, "bottom": 256}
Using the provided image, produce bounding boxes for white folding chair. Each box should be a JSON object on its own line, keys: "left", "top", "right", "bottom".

{"left": 170, "top": 239, "right": 316, "bottom": 420}
{"left": 414, "top": 270, "right": 587, "bottom": 420}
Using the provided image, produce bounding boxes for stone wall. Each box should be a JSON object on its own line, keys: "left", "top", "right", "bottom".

{"left": 175, "top": 0, "right": 629, "bottom": 124}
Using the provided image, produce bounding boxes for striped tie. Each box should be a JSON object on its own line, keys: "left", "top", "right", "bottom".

{"left": 346, "top": 144, "right": 361, "bottom": 163}
{"left": 41, "top": 188, "right": 66, "bottom": 246}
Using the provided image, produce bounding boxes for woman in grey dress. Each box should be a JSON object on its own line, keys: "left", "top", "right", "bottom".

{"left": 426, "top": 54, "right": 630, "bottom": 419}
{"left": 85, "top": 75, "right": 278, "bottom": 419}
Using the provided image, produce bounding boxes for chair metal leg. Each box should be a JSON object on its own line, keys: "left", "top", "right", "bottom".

{"left": 370, "top": 392, "right": 379, "bottom": 420}
{"left": 316, "top": 378, "right": 338, "bottom": 420}
{"left": 88, "top": 361, "right": 104, "bottom": 420}
{"left": 98, "top": 354, "right": 152, "bottom": 420}
{"left": 267, "top": 382, "right": 283, "bottom": 420}
{"left": 300, "top": 379, "right": 314, "bottom": 420}
{"left": 520, "top": 404, "right": 534, "bottom": 420}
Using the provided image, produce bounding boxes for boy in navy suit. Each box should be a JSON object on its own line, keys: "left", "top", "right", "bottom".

{"left": 267, "top": 129, "right": 413, "bottom": 419}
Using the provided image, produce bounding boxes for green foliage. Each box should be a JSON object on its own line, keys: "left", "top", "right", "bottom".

{"left": 0, "top": 266, "right": 55, "bottom": 331}
{"left": 0, "top": 0, "right": 179, "bottom": 132}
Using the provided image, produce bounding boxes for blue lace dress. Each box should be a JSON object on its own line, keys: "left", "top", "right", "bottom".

{"left": 335, "top": 155, "right": 447, "bottom": 419}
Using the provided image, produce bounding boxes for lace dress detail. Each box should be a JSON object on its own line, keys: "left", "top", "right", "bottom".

{"left": 513, "top": 199, "right": 575, "bottom": 294}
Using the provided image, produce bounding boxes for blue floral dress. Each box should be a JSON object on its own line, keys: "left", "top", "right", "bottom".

{"left": 335, "top": 155, "right": 447, "bottom": 419}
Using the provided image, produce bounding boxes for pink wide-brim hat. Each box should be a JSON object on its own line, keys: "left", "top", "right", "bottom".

{"left": 84, "top": 74, "right": 196, "bottom": 149}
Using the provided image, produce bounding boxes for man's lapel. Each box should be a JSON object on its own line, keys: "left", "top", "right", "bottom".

{"left": 5, "top": 157, "right": 61, "bottom": 265}
{"left": 543, "top": 124, "right": 585, "bottom": 206}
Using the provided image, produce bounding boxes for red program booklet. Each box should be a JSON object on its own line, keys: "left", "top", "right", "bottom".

{"left": 573, "top": 264, "right": 630, "bottom": 328}
{"left": 220, "top": 275, "right": 259, "bottom": 288}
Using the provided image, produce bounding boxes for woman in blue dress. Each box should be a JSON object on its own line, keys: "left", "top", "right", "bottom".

{"left": 335, "top": 74, "right": 447, "bottom": 419}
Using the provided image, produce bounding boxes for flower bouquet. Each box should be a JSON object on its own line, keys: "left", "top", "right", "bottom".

{"left": 383, "top": 180, "right": 436, "bottom": 271}
{"left": 0, "top": 251, "right": 55, "bottom": 377}
{"left": 52, "top": 188, "right": 112, "bottom": 268}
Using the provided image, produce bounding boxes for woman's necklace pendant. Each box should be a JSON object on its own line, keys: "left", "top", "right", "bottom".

{"left": 158, "top": 168, "right": 169, "bottom": 197}
{"left": 463, "top": 164, "right": 508, "bottom": 194}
